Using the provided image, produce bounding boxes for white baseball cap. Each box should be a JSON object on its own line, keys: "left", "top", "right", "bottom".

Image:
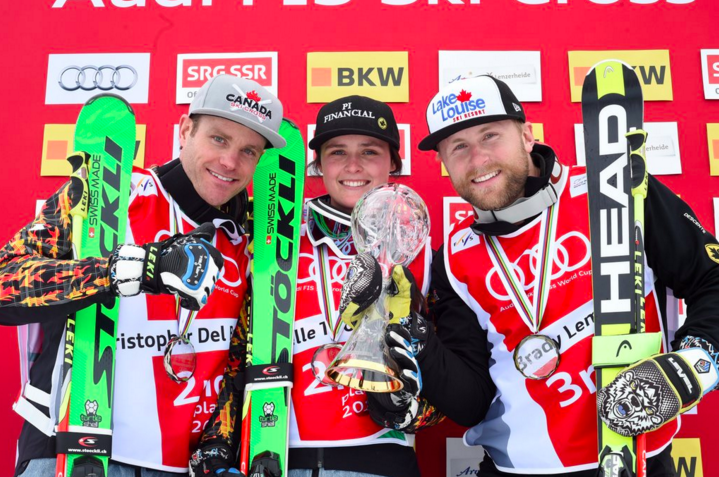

{"left": 419, "top": 75, "right": 525, "bottom": 151}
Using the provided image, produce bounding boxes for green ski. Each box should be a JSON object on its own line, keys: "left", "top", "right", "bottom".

{"left": 239, "top": 119, "right": 305, "bottom": 477}
{"left": 55, "top": 94, "right": 136, "bottom": 477}
{"left": 582, "top": 60, "right": 660, "bottom": 477}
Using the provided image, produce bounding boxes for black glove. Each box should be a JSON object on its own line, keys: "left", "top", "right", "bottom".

{"left": 367, "top": 265, "right": 429, "bottom": 431}
{"left": 597, "top": 347, "right": 718, "bottom": 437}
{"left": 338, "top": 253, "right": 383, "bottom": 329}
{"left": 339, "top": 253, "right": 429, "bottom": 430}
{"left": 368, "top": 312, "right": 430, "bottom": 431}
{"left": 189, "top": 443, "right": 245, "bottom": 477}
{"left": 109, "top": 223, "right": 224, "bottom": 310}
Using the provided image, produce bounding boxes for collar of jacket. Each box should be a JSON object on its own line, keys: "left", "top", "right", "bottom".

{"left": 470, "top": 143, "right": 564, "bottom": 237}
{"left": 156, "top": 158, "right": 247, "bottom": 235}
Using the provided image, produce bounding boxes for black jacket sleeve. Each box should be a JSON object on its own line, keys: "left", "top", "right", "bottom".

{"left": 644, "top": 175, "right": 719, "bottom": 350}
{"left": 417, "top": 245, "right": 496, "bottom": 427}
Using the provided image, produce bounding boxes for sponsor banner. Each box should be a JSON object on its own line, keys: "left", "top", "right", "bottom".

{"left": 671, "top": 438, "right": 703, "bottom": 477}
{"left": 176, "top": 52, "right": 278, "bottom": 104}
{"left": 41, "top": 124, "right": 146, "bottom": 176}
{"left": 49, "top": 1, "right": 701, "bottom": 8}
{"left": 305, "top": 123, "right": 411, "bottom": 176}
{"left": 439, "top": 51, "right": 542, "bottom": 102}
{"left": 569, "top": 173, "right": 588, "bottom": 198}
{"left": 715, "top": 198, "right": 719, "bottom": 237}
{"left": 46, "top": 53, "right": 150, "bottom": 104}
{"left": 442, "top": 123, "right": 543, "bottom": 176}
{"left": 574, "top": 122, "right": 681, "bottom": 175}
{"left": 307, "top": 52, "right": 409, "bottom": 103}
{"left": 446, "top": 437, "right": 483, "bottom": 477}
{"left": 701, "top": 50, "right": 719, "bottom": 100}
{"left": 707, "top": 124, "right": 719, "bottom": 176}
{"left": 568, "top": 50, "right": 673, "bottom": 102}
{"left": 443, "top": 196, "right": 474, "bottom": 245}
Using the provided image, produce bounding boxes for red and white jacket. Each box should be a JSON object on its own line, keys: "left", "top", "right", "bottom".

{"left": 110, "top": 167, "right": 250, "bottom": 471}
{"left": 9, "top": 163, "right": 250, "bottom": 473}
{"left": 421, "top": 155, "right": 689, "bottom": 475}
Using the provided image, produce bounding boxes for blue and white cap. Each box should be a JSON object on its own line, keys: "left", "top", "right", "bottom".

{"left": 418, "top": 75, "right": 525, "bottom": 151}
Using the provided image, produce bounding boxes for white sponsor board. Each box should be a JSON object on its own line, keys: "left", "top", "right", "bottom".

{"left": 47, "top": 53, "right": 151, "bottom": 104}
{"left": 305, "top": 123, "right": 412, "bottom": 176}
{"left": 701, "top": 49, "right": 719, "bottom": 100}
{"left": 176, "top": 52, "right": 278, "bottom": 104}
{"left": 439, "top": 51, "right": 542, "bottom": 102}
{"left": 574, "top": 122, "right": 682, "bottom": 175}
{"left": 446, "top": 437, "right": 484, "bottom": 477}
{"left": 715, "top": 197, "right": 719, "bottom": 236}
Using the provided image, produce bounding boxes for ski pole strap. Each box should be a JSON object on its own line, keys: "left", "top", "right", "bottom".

{"left": 245, "top": 363, "right": 294, "bottom": 392}
{"left": 56, "top": 426, "right": 112, "bottom": 456}
{"left": 593, "top": 332, "right": 662, "bottom": 369}
{"left": 627, "top": 129, "right": 649, "bottom": 200}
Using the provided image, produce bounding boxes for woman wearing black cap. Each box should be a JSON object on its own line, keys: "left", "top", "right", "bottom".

{"left": 191, "top": 96, "right": 440, "bottom": 477}
{"left": 285, "top": 95, "right": 439, "bottom": 477}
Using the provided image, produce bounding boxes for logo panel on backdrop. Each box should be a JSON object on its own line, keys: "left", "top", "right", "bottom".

{"left": 306, "top": 52, "right": 409, "bottom": 103}
{"left": 58, "top": 65, "right": 138, "bottom": 92}
{"left": 176, "top": 52, "right": 278, "bottom": 103}
{"left": 46, "top": 53, "right": 151, "bottom": 104}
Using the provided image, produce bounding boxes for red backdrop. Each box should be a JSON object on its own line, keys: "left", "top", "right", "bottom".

{"left": 1, "top": 1, "right": 718, "bottom": 475}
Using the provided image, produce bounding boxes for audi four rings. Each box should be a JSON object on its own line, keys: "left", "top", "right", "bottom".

{"left": 58, "top": 65, "right": 138, "bottom": 91}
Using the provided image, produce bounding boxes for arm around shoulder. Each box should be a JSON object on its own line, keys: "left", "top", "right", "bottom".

{"left": 418, "top": 245, "right": 496, "bottom": 427}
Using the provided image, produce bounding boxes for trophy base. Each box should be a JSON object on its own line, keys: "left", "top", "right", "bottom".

{"left": 326, "top": 358, "right": 403, "bottom": 393}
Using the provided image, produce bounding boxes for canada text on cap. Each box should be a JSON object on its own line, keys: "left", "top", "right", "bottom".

{"left": 189, "top": 74, "right": 286, "bottom": 149}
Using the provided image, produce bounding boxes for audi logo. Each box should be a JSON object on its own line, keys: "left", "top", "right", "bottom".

{"left": 485, "top": 231, "right": 591, "bottom": 301}
{"left": 58, "top": 65, "right": 138, "bottom": 92}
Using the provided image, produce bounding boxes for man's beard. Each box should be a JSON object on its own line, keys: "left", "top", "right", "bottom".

{"left": 452, "top": 151, "right": 530, "bottom": 212}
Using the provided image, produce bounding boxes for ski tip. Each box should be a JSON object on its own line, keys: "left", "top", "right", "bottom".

{"left": 84, "top": 93, "right": 136, "bottom": 117}
{"left": 586, "top": 58, "right": 634, "bottom": 77}
{"left": 283, "top": 118, "right": 300, "bottom": 130}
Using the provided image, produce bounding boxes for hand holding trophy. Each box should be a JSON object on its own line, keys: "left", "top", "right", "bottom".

{"left": 323, "top": 183, "right": 430, "bottom": 392}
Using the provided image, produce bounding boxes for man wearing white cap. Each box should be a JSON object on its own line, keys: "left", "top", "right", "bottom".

{"left": 340, "top": 75, "right": 719, "bottom": 476}
{"left": 1, "top": 74, "right": 285, "bottom": 476}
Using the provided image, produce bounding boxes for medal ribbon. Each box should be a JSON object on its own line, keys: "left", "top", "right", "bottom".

{"left": 316, "top": 244, "right": 344, "bottom": 341}
{"left": 486, "top": 202, "right": 559, "bottom": 333}
{"left": 170, "top": 201, "right": 199, "bottom": 339}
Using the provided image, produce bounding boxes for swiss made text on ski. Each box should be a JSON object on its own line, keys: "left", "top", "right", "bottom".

{"left": 240, "top": 119, "right": 305, "bottom": 477}
{"left": 55, "top": 94, "right": 136, "bottom": 477}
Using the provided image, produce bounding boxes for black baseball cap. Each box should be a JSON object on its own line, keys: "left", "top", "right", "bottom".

{"left": 308, "top": 95, "right": 400, "bottom": 151}
{"left": 418, "top": 75, "right": 526, "bottom": 151}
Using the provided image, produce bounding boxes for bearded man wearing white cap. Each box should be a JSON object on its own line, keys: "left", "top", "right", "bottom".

{"left": 339, "top": 75, "right": 719, "bottom": 476}
{"left": 1, "top": 74, "right": 284, "bottom": 476}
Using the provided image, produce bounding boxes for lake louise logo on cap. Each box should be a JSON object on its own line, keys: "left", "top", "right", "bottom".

{"left": 431, "top": 88, "right": 487, "bottom": 124}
